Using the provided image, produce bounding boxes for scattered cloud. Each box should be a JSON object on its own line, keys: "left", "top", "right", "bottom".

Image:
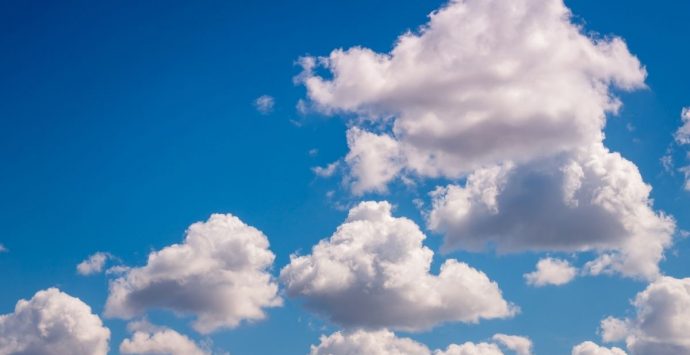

{"left": 0, "top": 244, "right": 6, "bottom": 253}
{"left": 310, "top": 329, "right": 530, "bottom": 355}
{"left": 572, "top": 341, "right": 627, "bottom": 355}
{"left": 312, "top": 161, "right": 339, "bottom": 178}
{"left": 524, "top": 257, "right": 577, "bottom": 287}
{"left": 120, "top": 320, "right": 209, "bottom": 355}
{"left": 280, "top": 201, "right": 516, "bottom": 331}
{"left": 105, "top": 214, "right": 282, "bottom": 333}
{"left": 77, "top": 252, "right": 112, "bottom": 276}
{"left": 0, "top": 288, "right": 110, "bottom": 355}
{"left": 599, "top": 276, "right": 690, "bottom": 354}
{"left": 674, "top": 107, "right": 690, "bottom": 190}
{"left": 254, "top": 95, "right": 275, "bottom": 114}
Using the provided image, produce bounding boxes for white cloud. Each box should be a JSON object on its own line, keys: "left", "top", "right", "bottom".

{"left": 428, "top": 145, "right": 675, "bottom": 280}
{"left": 0, "top": 244, "right": 6, "bottom": 253}
{"left": 105, "top": 214, "right": 282, "bottom": 334}
{"left": 77, "top": 252, "right": 111, "bottom": 276}
{"left": 312, "top": 161, "right": 339, "bottom": 178}
{"left": 298, "top": 0, "right": 645, "bottom": 193}
{"left": 310, "top": 329, "right": 530, "bottom": 355}
{"left": 254, "top": 95, "right": 275, "bottom": 114}
{"left": 0, "top": 288, "right": 110, "bottom": 355}
{"left": 600, "top": 276, "right": 690, "bottom": 355}
{"left": 280, "top": 201, "right": 516, "bottom": 331}
{"left": 120, "top": 320, "right": 208, "bottom": 355}
{"left": 492, "top": 334, "right": 532, "bottom": 355}
{"left": 524, "top": 257, "right": 577, "bottom": 287}
{"left": 572, "top": 341, "right": 627, "bottom": 355}
{"left": 674, "top": 107, "right": 690, "bottom": 145}
{"left": 345, "top": 127, "right": 403, "bottom": 195}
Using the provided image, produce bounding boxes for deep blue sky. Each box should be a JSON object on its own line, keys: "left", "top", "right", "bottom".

{"left": 0, "top": 1, "right": 688, "bottom": 354}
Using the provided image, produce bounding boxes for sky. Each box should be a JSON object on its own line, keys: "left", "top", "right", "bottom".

{"left": 0, "top": 0, "right": 689, "bottom": 354}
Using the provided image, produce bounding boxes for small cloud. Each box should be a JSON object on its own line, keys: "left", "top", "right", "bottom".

{"left": 626, "top": 122, "right": 636, "bottom": 132}
{"left": 524, "top": 257, "right": 577, "bottom": 287}
{"left": 312, "top": 162, "right": 339, "bottom": 177}
{"left": 308, "top": 148, "right": 319, "bottom": 157}
{"left": 679, "top": 230, "right": 690, "bottom": 238}
{"left": 0, "top": 244, "right": 7, "bottom": 253}
{"left": 76, "top": 252, "right": 112, "bottom": 276}
{"left": 660, "top": 154, "right": 674, "bottom": 173}
{"left": 254, "top": 95, "right": 275, "bottom": 115}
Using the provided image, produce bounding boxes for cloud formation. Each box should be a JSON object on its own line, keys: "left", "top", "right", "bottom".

{"left": 427, "top": 146, "right": 674, "bottom": 280}
{"left": 77, "top": 252, "right": 111, "bottom": 275}
{"left": 298, "top": 0, "right": 645, "bottom": 192}
{"left": 105, "top": 214, "right": 282, "bottom": 333}
{"left": 572, "top": 341, "right": 627, "bottom": 355}
{"left": 280, "top": 201, "right": 516, "bottom": 331}
{"left": 674, "top": 107, "right": 690, "bottom": 190}
{"left": 524, "top": 257, "right": 577, "bottom": 287}
{"left": 310, "top": 329, "right": 531, "bottom": 355}
{"left": 0, "top": 288, "right": 110, "bottom": 355}
{"left": 599, "top": 276, "right": 690, "bottom": 355}
{"left": 254, "top": 95, "right": 275, "bottom": 114}
{"left": 120, "top": 321, "right": 208, "bottom": 355}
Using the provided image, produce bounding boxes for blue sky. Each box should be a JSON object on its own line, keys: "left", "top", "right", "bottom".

{"left": 1, "top": 1, "right": 689, "bottom": 354}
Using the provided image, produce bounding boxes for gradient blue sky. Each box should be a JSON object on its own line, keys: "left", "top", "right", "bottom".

{"left": 1, "top": 1, "right": 689, "bottom": 354}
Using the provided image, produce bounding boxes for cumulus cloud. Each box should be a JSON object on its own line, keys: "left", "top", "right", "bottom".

{"left": 105, "top": 214, "right": 282, "bottom": 334}
{"left": 0, "top": 288, "right": 110, "bottom": 355}
{"left": 120, "top": 320, "right": 208, "bottom": 355}
{"left": 674, "top": 107, "right": 690, "bottom": 190}
{"left": 298, "top": 0, "right": 646, "bottom": 192}
{"left": 492, "top": 334, "right": 532, "bottom": 355}
{"left": 310, "top": 329, "right": 530, "bottom": 355}
{"left": 77, "top": 252, "right": 111, "bottom": 276}
{"left": 428, "top": 145, "right": 675, "bottom": 280}
{"left": 312, "top": 161, "right": 340, "bottom": 178}
{"left": 254, "top": 95, "right": 275, "bottom": 114}
{"left": 599, "top": 276, "right": 690, "bottom": 355}
{"left": 524, "top": 257, "right": 577, "bottom": 287}
{"left": 280, "top": 201, "right": 516, "bottom": 331}
{"left": 572, "top": 341, "right": 627, "bottom": 355}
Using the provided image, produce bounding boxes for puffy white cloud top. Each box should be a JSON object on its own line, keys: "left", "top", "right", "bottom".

{"left": 120, "top": 321, "right": 208, "bottom": 355}
{"left": 524, "top": 258, "right": 577, "bottom": 287}
{"left": 76, "top": 252, "right": 111, "bottom": 276}
{"left": 0, "top": 288, "right": 110, "bottom": 355}
{"left": 600, "top": 276, "right": 690, "bottom": 354}
{"left": 281, "top": 201, "right": 516, "bottom": 331}
{"left": 492, "top": 334, "right": 532, "bottom": 355}
{"left": 105, "top": 213, "right": 282, "bottom": 333}
{"left": 572, "top": 341, "right": 627, "bottom": 355}
{"left": 299, "top": 0, "right": 645, "bottom": 192}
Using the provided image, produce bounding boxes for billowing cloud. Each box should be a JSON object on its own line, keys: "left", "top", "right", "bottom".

{"left": 77, "top": 252, "right": 111, "bottom": 276}
{"left": 428, "top": 145, "right": 674, "bottom": 280}
{"left": 0, "top": 288, "right": 110, "bottom": 355}
{"left": 120, "top": 320, "right": 208, "bottom": 355}
{"left": 298, "top": 0, "right": 645, "bottom": 192}
{"left": 599, "top": 276, "right": 690, "bottom": 355}
{"left": 524, "top": 257, "right": 577, "bottom": 287}
{"left": 572, "top": 341, "right": 627, "bottom": 355}
{"left": 254, "top": 95, "right": 275, "bottom": 114}
{"left": 280, "top": 201, "right": 516, "bottom": 331}
{"left": 310, "top": 329, "right": 530, "bottom": 355}
{"left": 105, "top": 213, "right": 282, "bottom": 334}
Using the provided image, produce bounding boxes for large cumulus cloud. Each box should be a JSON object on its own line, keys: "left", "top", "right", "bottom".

{"left": 105, "top": 213, "right": 282, "bottom": 333}
{"left": 0, "top": 288, "right": 110, "bottom": 355}
{"left": 280, "top": 201, "right": 516, "bottom": 331}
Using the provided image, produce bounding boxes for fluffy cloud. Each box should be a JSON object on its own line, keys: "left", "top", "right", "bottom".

{"left": 492, "top": 334, "right": 532, "bottom": 355}
{"left": 524, "top": 257, "right": 577, "bottom": 287}
{"left": 572, "top": 341, "right": 627, "bottom": 355}
{"left": 105, "top": 214, "right": 282, "bottom": 334}
{"left": 675, "top": 107, "right": 690, "bottom": 190}
{"left": 280, "top": 201, "right": 516, "bottom": 331}
{"left": 310, "top": 329, "right": 530, "bottom": 355}
{"left": 77, "top": 252, "right": 111, "bottom": 276}
{"left": 254, "top": 95, "right": 275, "bottom": 114}
{"left": 600, "top": 276, "right": 690, "bottom": 355}
{"left": 0, "top": 288, "right": 110, "bottom": 355}
{"left": 428, "top": 145, "right": 675, "bottom": 280}
{"left": 120, "top": 321, "right": 208, "bottom": 355}
{"left": 298, "top": 0, "right": 645, "bottom": 192}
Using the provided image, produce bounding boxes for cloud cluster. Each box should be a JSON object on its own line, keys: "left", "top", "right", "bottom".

{"left": 254, "top": 95, "right": 275, "bottom": 114}
{"left": 281, "top": 201, "right": 516, "bottom": 331}
{"left": 599, "top": 276, "right": 690, "bottom": 354}
{"left": 675, "top": 107, "right": 690, "bottom": 190}
{"left": 0, "top": 288, "right": 110, "bottom": 355}
{"left": 77, "top": 252, "right": 112, "bottom": 276}
{"left": 571, "top": 341, "right": 626, "bottom": 355}
{"left": 105, "top": 213, "right": 282, "bottom": 333}
{"left": 524, "top": 257, "right": 577, "bottom": 287}
{"left": 310, "top": 329, "right": 531, "bottom": 355}
{"left": 427, "top": 145, "right": 674, "bottom": 280}
{"left": 120, "top": 320, "right": 208, "bottom": 355}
